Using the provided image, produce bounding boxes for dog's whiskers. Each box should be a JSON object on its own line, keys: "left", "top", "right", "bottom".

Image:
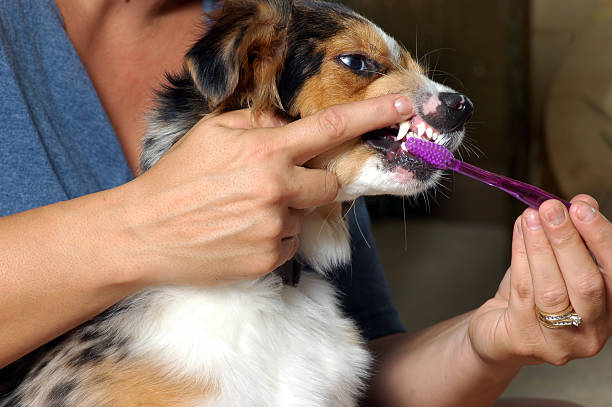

{"left": 402, "top": 196, "right": 408, "bottom": 252}
{"left": 352, "top": 203, "right": 372, "bottom": 249}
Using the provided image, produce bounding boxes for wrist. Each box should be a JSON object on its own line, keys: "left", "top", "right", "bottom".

{"left": 97, "top": 180, "right": 162, "bottom": 290}
{"left": 54, "top": 182, "right": 155, "bottom": 295}
{"left": 462, "top": 313, "right": 523, "bottom": 382}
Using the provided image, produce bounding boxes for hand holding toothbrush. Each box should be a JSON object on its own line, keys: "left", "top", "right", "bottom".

{"left": 468, "top": 194, "right": 612, "bottom": 369}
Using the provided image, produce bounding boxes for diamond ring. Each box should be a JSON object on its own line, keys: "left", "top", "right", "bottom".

{"left": 537, "top": 304, "right": 582, "bottom": 329}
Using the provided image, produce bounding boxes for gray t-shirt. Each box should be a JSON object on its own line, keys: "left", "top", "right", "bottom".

{"left": 0, "top": 0, "right": 404, "bottom": 392}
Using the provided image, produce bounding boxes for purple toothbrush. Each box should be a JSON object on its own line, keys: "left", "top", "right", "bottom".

{"left": 404, "top": 137, "right": 571, "bottom": 210}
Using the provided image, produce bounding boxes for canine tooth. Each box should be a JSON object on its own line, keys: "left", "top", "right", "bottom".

{"left": 396, "top": 121, "right": 410, "bottom": 141}
{"left": 426, "top": 128, "right": 433, "bottom": 139}
{"left": 433, "top": 132, "right": 439, "bottom": 141}
{"left": 408, "top": 131, "right": 416, "bottom": 138}
{"left": 416, "top": 122, "right": 426, "bottom": 136}
{"left": 401, "top": 141, "right": 407, "bottom": 151}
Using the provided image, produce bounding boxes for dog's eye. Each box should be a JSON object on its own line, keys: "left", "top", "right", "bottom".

{"left": 338, "top": 54, "right": 378, "bottom": 75}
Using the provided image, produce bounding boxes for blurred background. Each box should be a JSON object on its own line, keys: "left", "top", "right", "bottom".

{"left": 342, "top": 0, "right": 612, "bottom": 405}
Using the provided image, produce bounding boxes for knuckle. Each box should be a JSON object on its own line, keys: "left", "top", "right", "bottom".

{"left": 550, "top": 354, "right": 571, "bottom": 367}
{"left": 262, "top": 216, "right": 284, "bottom": 240}
{"left": 258, "top": 176, "right": 286, "bottom": 205}
{"left": 513, "top": 278, "right": 533, "bottom": 301}
{"left": 528, "top": 240, "right": 551, "bottom": 257}
{"left": 549, "top": 230, "right": 577, "bottom": 249}
{"left": 248, "top": 137, "right": 281, "bottom": 161}
{"left": 575, "top": 275, "right": 604, "bottom": 300}
{"left": 538, "top": 289, "right": 568, "bottom": 309}
{"left": 318, "top": 107, "right": 347, "bottom": 140}
{"left": 582, "top": 339, "right": 604, "bottom": 358}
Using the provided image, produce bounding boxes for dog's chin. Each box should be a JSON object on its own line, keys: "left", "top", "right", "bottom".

{"left": 335, "top": 116, "right": 464, "bottom": 202}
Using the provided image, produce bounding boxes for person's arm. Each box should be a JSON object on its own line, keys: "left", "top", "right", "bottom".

{"left": 0, "top": 94, "right": 415, "bottom": 368}
{"left": 0, "top": 186, "right": 149, "bottom": 368}
{"left": 366, "top": 194, "right": 612, "bottom": 407}
{"left": 367, "top": 315, "right": 519, "bottom": 407}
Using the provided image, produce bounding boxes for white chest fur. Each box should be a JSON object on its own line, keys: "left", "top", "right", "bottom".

{"left": 113, "top": 273, "right": 371, "bottom": 407}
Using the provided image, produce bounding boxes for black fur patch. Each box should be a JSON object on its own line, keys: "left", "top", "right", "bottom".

{"left": 187, "top": 6, "right": 260, "bottom": 105}
{"left": 67, "top": 335, "right": 128, "bottom": 368}
{"left": 153, "top": 73, "right": 207, "bottom": 124}
{"left": 278, "top": 2, "right": 359, "bottom": 110}
{"left": 47, "top": 381, "right": 77, "bottom": 407}
{"left": 0, "top": 394, "right": 21, "bottom": 407}
{"left": 0, "top": 335, "right": 66, "bottom": 400}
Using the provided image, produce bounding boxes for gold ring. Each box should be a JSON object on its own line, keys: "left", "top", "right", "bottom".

{"left": 537, "top": 305, "right": 582, "bottom": 329}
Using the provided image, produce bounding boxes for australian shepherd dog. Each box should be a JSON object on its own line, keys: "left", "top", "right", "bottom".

{"left": 1, "top": 0, "right": 473, "bottom": 406}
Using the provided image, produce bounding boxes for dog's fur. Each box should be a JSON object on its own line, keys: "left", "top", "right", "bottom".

{"left": 0, "top": 1, "right": 472, "bottom": 406}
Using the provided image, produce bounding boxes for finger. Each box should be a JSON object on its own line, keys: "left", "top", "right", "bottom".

{"left": 282, "top": 208, "right": 305, "bottom": 238}
{"left": 266, "top": 94, "right": 413, "bottom": 165}
{"left": 508, "top": 217, "right": 537, "bottom": 317}
{"left": 539, "top": 200, "right": 605, "bottom": 321}
{"left": 285, "top": 167, "right": 339, "bottom": 209}
{"left": 277, "top": 236, "right": 300, "bottom": 268}
{"left": 521, "top": 208, "right": 570, "bottom": 314}
{"left": 570, "top": 200, "right": 612, "bottom": 273}
{"left": 570, "top": 194, "right": 599, "bottom": 210}
{"left": 210, "top": 109, "right": 286, "bottom": 130}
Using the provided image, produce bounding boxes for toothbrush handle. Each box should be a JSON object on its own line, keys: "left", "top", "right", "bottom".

{"left": 453, "top": 160, "right": 571, "bottom": 210}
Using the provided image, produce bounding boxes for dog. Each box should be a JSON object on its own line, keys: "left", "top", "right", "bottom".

{"left": 0, "top": 0, "right": 473, "bottom": 405}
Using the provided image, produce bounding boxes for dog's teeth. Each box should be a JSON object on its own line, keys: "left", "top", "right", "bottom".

{"left": 408, "top": 131, "right": 416, "bottom": 139}
{"left": 426, "top": 128, "right": 433, "bottom": 139}
{"left": 432, "top": 132, "right": 439, "bottom": 141}
{"left": 416, "top": 123, "right": 426, "bottom": 137}
{"left": 396, "top": 121, "right": 410, "bottom": 141}
{"left": 400, "top": 141, "right": 407, "bottom": 151}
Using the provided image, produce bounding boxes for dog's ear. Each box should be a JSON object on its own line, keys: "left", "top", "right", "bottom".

{"left": 186, "top": 0, "right": 291, "bottom": 114}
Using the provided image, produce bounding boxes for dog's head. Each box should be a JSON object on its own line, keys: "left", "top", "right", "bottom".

{"left": 142, "top": 0, "right": 474, "bottom": 271}
{"left": 168, "top": 0, "right": 473, "bottom": 200}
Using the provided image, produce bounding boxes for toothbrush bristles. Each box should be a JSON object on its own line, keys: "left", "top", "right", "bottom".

{"left": 404, "top": 138, "right": 454, "bottom": 170}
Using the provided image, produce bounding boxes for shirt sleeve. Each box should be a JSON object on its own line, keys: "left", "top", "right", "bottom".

{"left": 330, "top": 198, "right": 405, "bottom": 341}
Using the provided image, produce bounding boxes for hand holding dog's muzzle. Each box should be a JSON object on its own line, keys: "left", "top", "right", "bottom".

{"left": 118, "top": 94, "right": 413, "bottom": 287}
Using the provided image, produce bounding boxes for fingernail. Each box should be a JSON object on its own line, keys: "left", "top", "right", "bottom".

{"left": 524, "top": 211, "right": 541, "bottom": 230}
{"left": 394, "top": 96, "right": 412, "bottom": 115}
{"left": 543, "top": 203, "right": 566, "bottom": 226}
{"left": 575, "top": 202, "right": 597, "bottom": 223}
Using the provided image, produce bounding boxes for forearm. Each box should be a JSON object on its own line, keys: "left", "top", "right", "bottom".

{"left": 367, "top": 311, "right": 520, "bottom": 407}
{"left": 0, "top": 183, "right": 148, "bottom": 368}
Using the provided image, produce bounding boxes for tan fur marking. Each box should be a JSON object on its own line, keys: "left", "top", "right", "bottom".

{"left": 309, "top": 142, "right": 376, "bottom": 187}
{"left": 293, "top": 21, "right": 423, "bottom": 184}
{"left": 86, "top": 358, "right": 217, "bottom": 407}
{"left": 312, "top": 202, "right": 343, "bottom": 223}
{"left": 185, "top": 57, "right": 205, "bottom": 96}
{"left": 292, "top": 18, "right": 426, "bottom": 185}
{"left": 331, "top": 144, "right": 379, "bottom": 186}
{"left": 310, "top": 202, "right": 349, "bottom": 243}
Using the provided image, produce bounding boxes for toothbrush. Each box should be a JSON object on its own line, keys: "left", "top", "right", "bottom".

{"left": 404, "top": 137, "right": 571, "bottom": 210}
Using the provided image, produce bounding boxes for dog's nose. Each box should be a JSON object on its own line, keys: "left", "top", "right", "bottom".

{"left": 438, "top": 92, "right": 473, "bottom": 130}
